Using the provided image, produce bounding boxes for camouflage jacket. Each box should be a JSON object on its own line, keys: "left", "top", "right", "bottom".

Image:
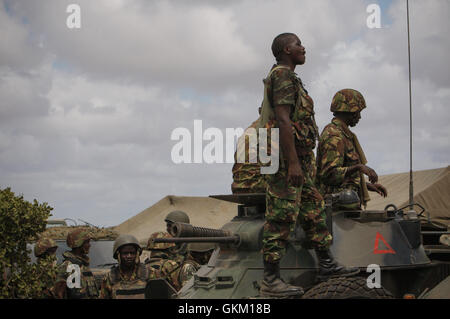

{"left": 100, "top": 263, "right": 154, "bottom": 299}
{"left": 232, "top": 118, "right": 266, "bottom": 194}
{"left": 147, "top": 256, "right": 184, "bottom": 291}
{"left": 55, "top": 251, "right": 100, "bottom": 299}
{"left": 264, "top": 64, "right": 319, "bottom": 155}
{"left": 316, "top": 117, "right": 362, "bottom": 195}
{"left": 36, "top": 256, "right": 58, "bottom": 299}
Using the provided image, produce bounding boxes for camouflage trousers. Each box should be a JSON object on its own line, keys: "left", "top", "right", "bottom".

{"left": 262, "top": 152, "right": 332, "bottom": 263}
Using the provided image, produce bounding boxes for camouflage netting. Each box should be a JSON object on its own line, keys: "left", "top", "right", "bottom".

{"left": 41, "top": 226, "right": 119, "bottom": 241}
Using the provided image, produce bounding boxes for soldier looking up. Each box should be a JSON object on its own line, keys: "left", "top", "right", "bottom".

{"left": 100, "top": 234, "right": 152, "bottom": 299}
{"left": 316, "top": 88, "right": 387, "bottom": 207}
{"left": 54, "top": 229, "right": 100, "bottom": 299}
{"left": 259, "top": 33, "right": 359, "bottom": 298}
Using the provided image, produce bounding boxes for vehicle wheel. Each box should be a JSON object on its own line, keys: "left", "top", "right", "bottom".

{"left": 302, "top": 276, "right": 394, "bottom": 299}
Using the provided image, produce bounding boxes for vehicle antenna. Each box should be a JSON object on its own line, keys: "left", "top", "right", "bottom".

{"left": 406, "top": 0, "right": 414, "bottom": 211}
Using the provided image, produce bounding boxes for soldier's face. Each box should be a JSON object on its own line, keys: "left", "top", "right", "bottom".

{"left": 81, "top": 239, "right": 91, "bottom": 255}
{"left": 166, "top": 222, "right": 175, "bottom": 236}
{"left": 119, "top": 245, "right": 138, "bottom": 267}
{"left": 286, "top": 36, "right": 306, "bottom": 65}
{"left": 47, "top": 247, "right": 57, "bottom": 256}
{"left": 349, "top": 111, "right": 361, "bottom": 127}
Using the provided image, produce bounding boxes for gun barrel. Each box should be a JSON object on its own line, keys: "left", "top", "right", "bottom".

{"left": 151, "top": 236, "right": 240, "bottom": 244}
{"left": 172, "top": 222, "right": 231, "bottom": 238}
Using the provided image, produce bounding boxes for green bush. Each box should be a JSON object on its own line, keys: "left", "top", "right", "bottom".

{"left": 0, "top": 187, "right": 53, "bottom": 298}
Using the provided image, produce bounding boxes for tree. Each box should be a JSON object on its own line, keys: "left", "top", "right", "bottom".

{"left": 0, "top": 187, "right": 53, "bottom": 298}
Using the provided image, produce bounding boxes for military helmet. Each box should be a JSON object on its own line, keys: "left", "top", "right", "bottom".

{"left": 187, "top": 242, "right": 216, "bottom": 253}
{"left": 113, "top": 234, "right": 142, "bottom": 259}
{"left": 335, "top": 189, "right": 361, "bottom": 210}
{"left": 34, "top": 237, "right": 58, "bottom": 257}
{"left": 330, "top": 89, "right": 366, "bottom": 113}
{"left": 165, "top": 210, "right": 190, "bottom": 224}
{"left": 66, "top": 228, "right": 92, "bottom": 249}
{"left": 146, "top": 231, "right": 176, "bottom": 250}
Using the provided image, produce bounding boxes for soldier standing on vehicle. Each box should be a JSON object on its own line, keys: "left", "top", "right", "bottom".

{"left": 259, "top": 33, "right": 359, "bottom": 298}
{"left": 34, "top": 237, "right": 58, "bottom": 298}
{"left": 53, "top": 229, "right": 100, "bottom": 299}
{"left": 316, "top": 88, "right": 387, "bottom": 207}
{"left": 100, "top": 234, "right": 152, "bottom": 299}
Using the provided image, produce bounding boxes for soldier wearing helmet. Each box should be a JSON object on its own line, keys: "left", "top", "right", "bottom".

{"left": 145, "top": 231, "right": 187, "bottom": 291}
{"left": 34, "top": 237, "right": 58, "bottom": 260}
{"left": 165, "top": 210, "right": 190, "bottom": 236}
{"left": 186, "top": 242, "right": 215, "bottom": 266}
{"left": 54, "top": 228, "right": 100, "bottom": 299}
{"left": 34, "top": 237, "right": 58, "bottom": 298}
{"left": 317, "top": 88, "right": 387, "bottom": 207}
{"left": 100, "top": 234, "right": 153, "bottom": 299}
{"left": 164, "top": 210, "right": 190, "bottom": 257}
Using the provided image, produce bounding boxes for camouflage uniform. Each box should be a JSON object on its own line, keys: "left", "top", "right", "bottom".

{"left": 100, "top": 263, "right": 153, "bottom": 299}
{"left": 100, "top": 234, "right": 155, "bottom": 299}
{"left": 55, "top": 229, "right": 100, "bottom": 299}
{"left": 145, "top": 232, "right": 188, "bottom": 291}
{"left": 34, "top": 237, "right": 58, "bottom": 299}
{"left": 231, "top": 118, "right": 266, "bottom": 194}
{"left": 316, "top": 89, "right": 367, "bottom": 201}
{"left": 262, "top": 65, "right": 332, "bottom": 263}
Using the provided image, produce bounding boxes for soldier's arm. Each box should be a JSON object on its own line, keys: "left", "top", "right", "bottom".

{"left": 346, "top": 164, "right": 378, "bottom": 183}
{"left": 53, "top": 263, "right": 68, "bottom": 299}
{"left": 318, "top": 134, "right": 347, "bottom": 185}
{"left": 367, "top": 182, "right": 388, "bottom": 197}
{"left": 275, "top": 105, "right": 303, "bottom": 186}
{"left": 271, "top": 68, "right": 303, "bottom": 186}
{"left": 99, "top": 273, "right": 112, "bottom": 299}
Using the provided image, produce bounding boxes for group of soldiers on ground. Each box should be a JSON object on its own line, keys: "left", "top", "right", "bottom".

{"left": 231, "top": 32, "right": 388, "bottom": 298}
{"left": 32, "top": 210, "right": 214, "bottom": 299}
{"left": 33, "top": 32, "right": 390, "bottom": 299}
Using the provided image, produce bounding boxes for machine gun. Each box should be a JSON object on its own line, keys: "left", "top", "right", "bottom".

{"left": 148, "top": 222, "right": 241, "bottom": 245}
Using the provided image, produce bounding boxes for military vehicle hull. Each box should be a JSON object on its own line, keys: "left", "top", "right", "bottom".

{"left": 173, "top": 194, "right": 450, "bottom": 299}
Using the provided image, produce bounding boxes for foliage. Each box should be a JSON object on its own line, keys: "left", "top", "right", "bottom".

{"left": 0, "top": 187, "right": 53, "bottom": 298}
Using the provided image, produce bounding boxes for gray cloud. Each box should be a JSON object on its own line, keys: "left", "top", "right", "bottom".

{"left": 0, "top": 0, "right": 448, "bottom": 226}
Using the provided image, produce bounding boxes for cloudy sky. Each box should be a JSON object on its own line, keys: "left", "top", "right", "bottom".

{"left": 1, "top": 0, "right": 448, "bottom": 226}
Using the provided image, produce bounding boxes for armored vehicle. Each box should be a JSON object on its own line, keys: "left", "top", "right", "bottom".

{"left": 149, "top": 191, "right": 450, "bottom": 299}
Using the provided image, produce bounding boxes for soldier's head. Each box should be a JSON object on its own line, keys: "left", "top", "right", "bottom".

{"left": 187, "top": 242, "right": 215, "bottom": 265}
{"left": 113, "top": 234, "right": 142, "bottom": 267}
{"left": 147, "top": 231, "right": 176, "bottom": 252}
{"left": 67, "top": 228, "right": 92, "bottom": 256}
{"left": 165, "top": 210, "right": 190, "bottom": 236}
{"left": 271, "top": 33, "right": 305, "bottom": 65}
{"left": 331, "top": 89, "right": 366, "bottom": 127}
{"left": 34, "top": 237, "right": 58, "bottom": 258}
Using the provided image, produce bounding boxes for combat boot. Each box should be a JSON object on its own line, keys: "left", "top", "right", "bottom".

{"left": 259, "top": 261, "right": 304, "bottom": 298}
{"left": 315, "top": 249, "right": 360, "bottom": 281}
